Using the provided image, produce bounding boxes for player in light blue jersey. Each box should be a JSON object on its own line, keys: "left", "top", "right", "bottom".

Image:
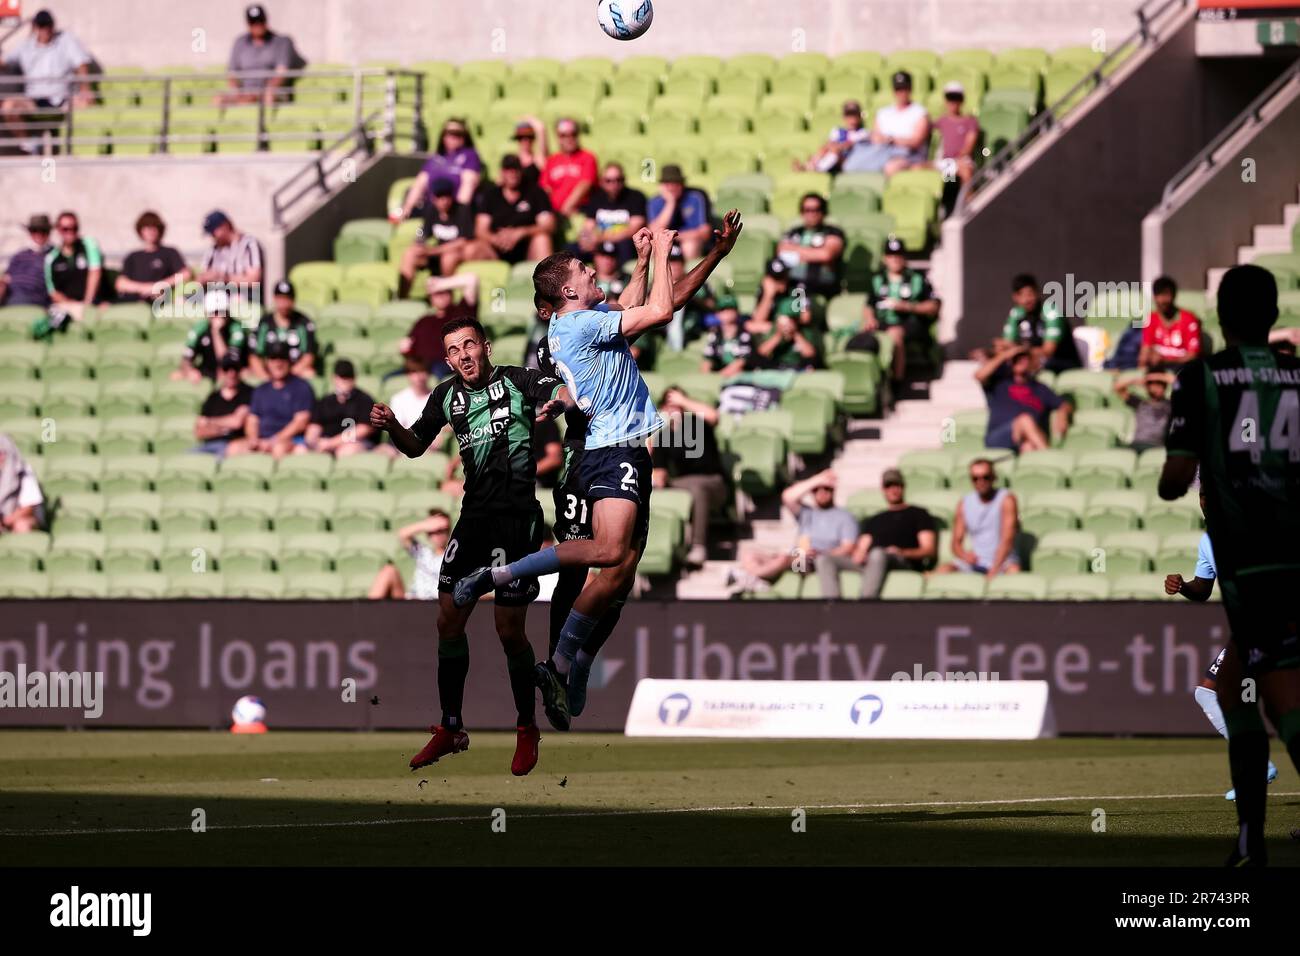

{"left": 454, "top": 214, "right": 743, "bottom": 729}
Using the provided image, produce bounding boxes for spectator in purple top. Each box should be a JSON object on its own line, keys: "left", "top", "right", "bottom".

{"left": 393, "top": 118, "right": 482, "bottom": 220}
{"left": 0, "top": 214, "right": 52, "bottom": 307}
{"left": 933, "top": 82, "right": 980, "bottom": 185}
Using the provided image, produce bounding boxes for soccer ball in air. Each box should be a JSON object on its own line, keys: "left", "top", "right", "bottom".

{"left": 597, "top": 0, "right": 654, "bottom": 41}
{"left": 232, "top": 695, "right": 267, "bottom": 727}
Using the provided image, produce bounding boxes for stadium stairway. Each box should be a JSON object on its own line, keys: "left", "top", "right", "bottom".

{"left": 1205, "top": 182, "right": 1300, "bottom": 298}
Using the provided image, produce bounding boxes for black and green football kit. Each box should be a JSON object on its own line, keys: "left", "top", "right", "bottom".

{"left": 1001, "top": 301, "right": 1082, "bottom": 373}
{"left": 1166, "top": 345, "right": 1300, "bottom": 672}
{"left": 536, "top": 335, "right": 592, "bottom": 543}
{"left": 253, "top": 311, "right": 317, "bottom": 365}
{"left": 409, "top": 364, "right": 563, "bottom": 605}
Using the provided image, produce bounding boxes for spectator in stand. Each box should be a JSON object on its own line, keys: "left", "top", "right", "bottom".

{"left": 847, "top": 468, "right": 938, "bottom": 599}
{"left": 648, "top": 165, "right": 713, "bottom": 259}
{"left": 0, "top": 433, "right": 45, "bottom": 534}
{"left": 756, "top": 298, "right": 820, "bottom": 371}
{"left": 1139, "top": 275, "right": 1203, "bottom": 371}
{"left": 395, "top": 176, "right": 484, "bottom": 299}
{"left": 1002, "top": 273, "right": 1082, "bottom": 373}
{"left": 653, "top": 386, "right": 729, "bottom": 566}
{"left": 797, "top": 99, "right": 870, "bottom": 173}
{"left": 0, "top": 214, "right": 52, "bottom": 307}
{"left": 474, "top": 154, "right": 556, "bottom": 264}
{"left": 192, "top": 354, "right": 253, "bottom": 456}
{"left": 1115, "top": 370, "right": 1173, "bottom": 453}
{"left": 301, "top": 359, "right": 376, "bottom": 457}
{"left": 0, "top": 10, "right": 93, "bottom": 151}
{"left": 975, "top": 341, "right": 1069, "bottom": 453}
{"left": 248, "top": 279, "right": 317, "bottom": 379}
{"left": 114, "top": 211, "right": 190, "bottom": 304}
{"left": 175, "top": 293, "right": 246, "bottom": 382}
{"left": 591, "top": 240, "right": 625, "bottom": 296}
{"left": 400, "top": 273, "right": 478, "bottom": 377}
{"left": 575, "top": 162, "right": 647, "bottom": 263}
{"left": 216, "top": 4, "right": 305, "bottom": 108}
{"left": 395, "top": 118, "right": 482, "bottom": 216}
{"left": 776, "top": 193, "right": 845, "bottom": 299}
{"left": 368, "top": 509, "right": 452, "bottom": 600}
{"left": 932, "top": 458, "right": 1021, "bottom": 577}
{"left": 510, "top": 118, "right": 548, "bottom": 189}
{"left": 44, "top": 211, "right": 104, "bottom": 323}
{"left": 701, "top": 294, "right": 755, "bottom": 375}
{"left": 747, "top": 257, "right": 796, "bottom": 337}
{"left": 726, "top": 470, "right": 858, "bottom": 595}
{"left": 388, "top": 357, "right": 435, "bottom": 429}
{"left": 851, "top": 237, "right": 940, "bottom": 387}
{"left": 227, "top": 342, "right": 314, "bottom": 458}
{"left": 933, "top": 82, "right": 979, "bottom": 185}
{"left": 534, "top": 412, "right": 563, "bottom": 489}
{"left": 843, "top": 71, "right": 931, "bottom": 176}
{"left": 197, "top": 210, "right": 264, "bottom": 311}
{"left": 540, "top": 117, "right": 598, "bottom": 219}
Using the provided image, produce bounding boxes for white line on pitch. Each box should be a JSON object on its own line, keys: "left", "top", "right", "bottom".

{"left": 3, "top": 790, "right": 1295, "bottom": 838}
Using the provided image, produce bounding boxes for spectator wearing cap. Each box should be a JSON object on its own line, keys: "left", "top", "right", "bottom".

{"left": 401, "top": 273, "right": 480, "bottom": 377}
{"left": 193, "top": 355, "right": 254, "bottom": 456}
{"left": 115, "top": 211, "right": 191, "bottom": 304}
{"left": 395, "top": 118, "right": 482, "bottom": 217}
{"left": 1001, "top": 273, "right": 1081, "bottom": 374}
{"left": 509, "top": 117, "right": 548, "bottom": 189}
{"left": 932, "top": 458, "right": 1021, "bottom": 578}
{"left": 1115, "top": 370, "right": 1174, "bottom": 453}
{"left": 175, "top": 293, "right": 247, "bottom": 382}
{"left": 0, "top": 433, "right": 44, "bottom": 535}
{"left": 541, "top": 117, "right": 598, "bottom": 218}
{"left": 933, "top": 82, "right": 979, "bottom": 185}
{"left": 474, "top": 154, "right": 556, "bottom": 264}
{"left": 748, "top": 256, "right": 800, "bottom": 336}
{"left": 396, "top": 175, "right": 484, "bottom": 299}
{"left": 843, "top": 71, "right": 931, "bottom": 176}
{"left": 847, "top": 469, "right": 937, "bottom": 599}
{"left": 701, "top": 294, "right": 755, "bottom": 375}
{"left": 853, "top": 236, "right": 940, "bottom": 387}
{"left": 0, "top": 214, "right": 52, "bottom": 307}
{"left": 227, "top": 341, "right": 315, "bottom": 459}
{"left": 575, "top": 162, "right": 647, "bottom": 262}
{"left": 798, "top": 99, "right": 870, "bottom": 173}
{"left": 756, "top": 296, "right": 820, "bottom": 371}
{"left": 648, "top": 164, "right": 713, "bottom": 259}
{"left": 44, "top": 210, "right": 104, "bottom": 322}
{"left": 652, "top": 385, "right": 729, "bottom": 566}
{"left": 300, "top": 359, "right": 377, "bottom": 457}
{"left": 217, "top": 4, "right": 306, "bottom": 108}
{"left": 197, "top": 210, "right": 264, "bottom": 310}
{"left": 0, "top": 10, "right": 93, "bottom": 151}
{"left": 249, "top": 280, "right": 317, "bottom": 379}
{"left": 776, "top": 193, "right": 845, "bottom": 299}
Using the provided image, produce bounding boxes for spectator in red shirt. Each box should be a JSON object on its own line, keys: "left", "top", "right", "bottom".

{"left": 540, "top": 117, "right": 598, "bottom": 218}
{"left": 400, "top": 273, "right": 479, "bottom": 378}
{"left": 1140, "top": 275, "right": 1203, "bottom": 371}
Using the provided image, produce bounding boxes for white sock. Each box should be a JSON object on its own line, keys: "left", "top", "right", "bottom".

{"left": 1194, "top": 685, "right": 1228, "bottom": 739}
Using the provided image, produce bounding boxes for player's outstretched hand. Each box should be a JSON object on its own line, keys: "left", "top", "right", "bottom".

{"left": 1164, "top": 573, "right": 1184, "bottom": 596}
{"left": 713, "top": 209, "right": 744, "bottom": 254}
{"left": 370, "top": 402, "right": 395, "bottom": 430}
{"left": 632, "top": 227, "right": 653, "bottom": 260}
{"left": 652, "top": 228, "right": 678, "bottom": 255}
{"left": 535, "top": 398, "right": 565, "bottom": 423}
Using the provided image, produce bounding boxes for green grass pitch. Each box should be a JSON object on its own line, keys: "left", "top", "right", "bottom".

{"left": 1, "top": 731, "right": 1297, "bottom": 866}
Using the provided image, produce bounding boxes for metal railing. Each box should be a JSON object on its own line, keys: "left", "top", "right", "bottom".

{"left": 955, "top": 0, "right": 1193, "bottom": 213}
{"left": 269, "top": 118, "right": 385, "bottom": 228}
{"left": 0, "top": 66, "right": 427, "bottom": 156}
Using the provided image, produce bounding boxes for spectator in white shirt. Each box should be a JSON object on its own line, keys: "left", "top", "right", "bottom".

{"left": 1, "top": 10, "right": 93, "bottom": 149}
{"left": 368, "top": 509, "right": 451, "bottom": 600}
{"left": 0, "top": 434, "right": 44, "bottom": 534}
{"left": 843, "top": 71, "right": 931, "bottom": 177}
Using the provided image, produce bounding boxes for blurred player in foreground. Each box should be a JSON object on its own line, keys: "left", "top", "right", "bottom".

{"left": 1159, "top": 264, "right": 1300, "bottom": 866}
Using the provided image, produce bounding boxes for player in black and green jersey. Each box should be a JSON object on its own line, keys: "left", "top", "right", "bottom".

{"left": 370, "top": 315, "right": 571, "bottom": 777}
{"left": 1159, "top": 264, "right": 1300, "bottom": 866}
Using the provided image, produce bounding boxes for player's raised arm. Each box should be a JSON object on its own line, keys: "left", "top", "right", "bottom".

{"left": 617, "top": 229, "right": 677, "bottom": 337}
{"left": 671, "top": 209, "right": 743, "bottom": 310}
{"left": 616, "top": 228, "right": 653, "bottom": 309}
{"left": 371, "top": 400, "right": 436, "bottom": 459}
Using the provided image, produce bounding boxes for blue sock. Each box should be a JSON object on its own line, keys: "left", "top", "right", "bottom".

{"left": 552, "top": 609, "right": 597, "bottom": 675}
{"left": 491, "top": 546, "right": 561, "bottom": 586}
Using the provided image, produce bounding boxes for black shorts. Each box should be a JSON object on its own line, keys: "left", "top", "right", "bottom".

{"left": 1219, "top": 569, "right": 1300, "bottom": 674}
{"left": 578, "top": 443, "right": 652, "bottom": 547}
{"left": 438, "top": 508, "right": 545, "bottom": 606}
{"left": 553, "top": 443, "right": 593, "bottom": 542}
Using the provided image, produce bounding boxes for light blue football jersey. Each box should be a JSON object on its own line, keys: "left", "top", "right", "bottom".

{"left": 546, "top": 306, "right": 662, "bottom": 450}
{"left": 1194, "top": 532, "right": 1216, "bottom": 581}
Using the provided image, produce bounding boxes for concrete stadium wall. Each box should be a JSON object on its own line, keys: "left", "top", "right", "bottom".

{"left": 30, "top": 0, "right": 1147, "bottom": 67}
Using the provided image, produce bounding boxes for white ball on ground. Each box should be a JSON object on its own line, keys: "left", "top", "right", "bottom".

{"left": 231, "top": 695, "right": 267, "bottom": 726}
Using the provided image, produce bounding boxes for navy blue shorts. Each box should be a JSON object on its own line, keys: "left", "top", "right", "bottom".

{"left": 578, "top": 443, "right": 652, "bottom": 547}
{"left": 553, "top": 443, "right": 593, "bottom": 543}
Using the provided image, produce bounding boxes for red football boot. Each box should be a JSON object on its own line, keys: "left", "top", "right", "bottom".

{"left": 409, "top": 725, "right": 469, "bottom": 770}
{"left": 511, "top": 724, "right": 540, "bottom": 776}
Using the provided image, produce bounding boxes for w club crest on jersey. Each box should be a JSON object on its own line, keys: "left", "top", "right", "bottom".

{"left": 489, "top": 380, "right": 505, "bottom": 401}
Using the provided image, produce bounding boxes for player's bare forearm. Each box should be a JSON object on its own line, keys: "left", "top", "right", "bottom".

{"left": 385, "top": 421, "right": 430, "bottom": 458}
{"left": 1158, "top": 455, "right": 1198, "bottom": 501}
{"left": 619, "top": 250, "right": 650, "bottom": 308}
{"left": 1182, "top": 577, "right": 1214, "bottom": 602}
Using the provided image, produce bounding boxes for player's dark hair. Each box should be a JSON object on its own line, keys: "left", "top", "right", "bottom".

{"left": 800, "top": 192, "right": 827, "bottom": 213}
{"left": 441, "top": 315, "right": 487, "bottom": 343}
{"left": 533, "top": 252, "right": 580, "bottom": 308}
{"left": 1217, "top": 264, "right": 1278, "bottom": 344}
{"left": 1011, "top": 273, "right": 1037, "bottom": 293}
{"left": 1151, "top": 275, "right": 1176, "bottom": 297}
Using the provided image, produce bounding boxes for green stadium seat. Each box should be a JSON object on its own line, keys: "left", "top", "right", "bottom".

{"left": 1019, "top": 490, "right": 1086, "bottom": 537}
{"left": 98, "top": 455, "right": 160, "bottom": 495}
{"left": 42, "top": 455, "right": 103, "bottom": 496}
{"left": 1143, "top": 494, "right": 1202, "bottom": 536}
{"left": 0, "top": 531, "right": 52, "bottom": 575}
{"left": 1045, "top": 574, "right": 1111, "bottom": 600}
{"left": 825, "top": 355, "right": 881, "bottom": 416}
{"left": 1009, "top": 449, "right": 1073, "bottom": 491}
{"left": 1156, "top": 530, "right": 1203, "bottom": 570}
{"left": 725, "top": 428, "right": 785, "bottom": 498}
{"left": 875, "top": 569, "right": 921, "bottom": 599}
{"left": 223, "top": 572, "right": 287, "bottom": 600}
{"left": 1071, "top": 449, "right": 1136, "bottom": 492}
{"left": 985, "top": 573, "right": 1048, "bottom": 600}
{"left": 1108, "top": 574, "right": 1177, "bottom": 600}
{"left": 924, "top": 574, "right": 987, "bottom": 600}
{"left": 897, "top": 449, "right": 956, "bottom": 490}
{"left": 1098, "top": 530, "right": 1159, "bottom": 575}
{"left": 105, "top": 572, "right": 167, "bottom": 598}
{"left": 46, "top": 532, "right": 106, "bottom": 575}
{"left": 1028, "top": 529, "right": 1097, "bottom": 575}
{"left": 49, "top": 572, "right": 110, "bottom": 599}
{"left": 101, "top": 492, "right": 160, "bottom": 535}
{"left": 0, "top": 571, "right": 50, "bottom": 597}
{"left": 1083, "top": 489, "right": 1147, "bottom": 534}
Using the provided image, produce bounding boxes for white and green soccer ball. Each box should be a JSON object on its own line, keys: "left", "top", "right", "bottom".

{"left": 597, "top": 0, "right": 654, "bottom": 41}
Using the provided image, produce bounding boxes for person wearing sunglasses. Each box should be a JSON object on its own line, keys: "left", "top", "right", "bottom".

{"left": 0, "top": 214, "right": 52, "bottom": 308}
{"left": 775, "top": 192, "right": 845, "bottom": 300}
{"left": 575, "top": 162, "right": 647, "bottom": 263}
{"left": 932, "top": 459, "right": 1021, "bottom": 578}
{"left": 368, "top": 508, "right": 453, "bottom": 601}
{"left": 393, "top": 118, "right": 482, "bottom": 221}
{"left": 44, "top": 210, "right": 104, "bottom": 323}
{"left": 540, "top": 117, "right": 598, "bottom": 219}
{"left": 509, "top": 117, "right": 548, "bottom": 189}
